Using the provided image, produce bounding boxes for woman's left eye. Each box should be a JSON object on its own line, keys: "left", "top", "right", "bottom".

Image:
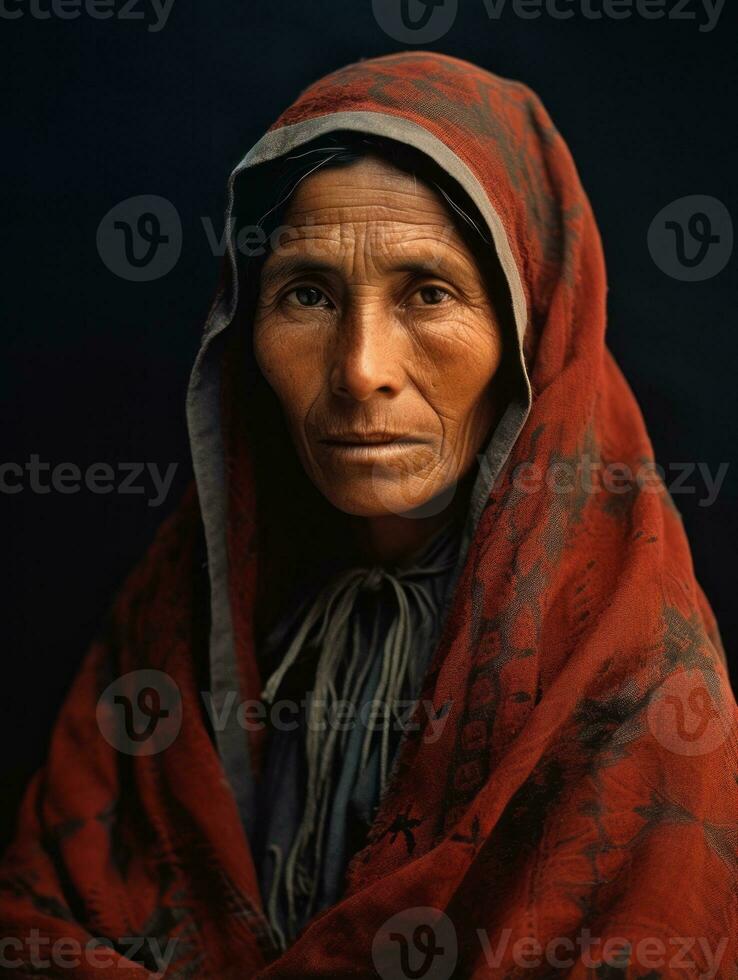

{"left": 413, "top": 285, "right": 451, "bottom": 306}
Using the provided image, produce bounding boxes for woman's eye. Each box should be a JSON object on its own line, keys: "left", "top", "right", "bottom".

{"left": 287, "top": 286, "right": 331, "bottom": 308}
{"left": 414, "top": 285, "right": 451, "bottom": 306}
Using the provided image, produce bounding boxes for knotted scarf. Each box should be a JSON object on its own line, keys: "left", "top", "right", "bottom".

{"left": 254, "top": 519, "right": 461, "bottom": 949}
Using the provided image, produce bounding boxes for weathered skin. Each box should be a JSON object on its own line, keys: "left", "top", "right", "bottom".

{"left": 253, "top": 155, "right": 504, "bottom": 561}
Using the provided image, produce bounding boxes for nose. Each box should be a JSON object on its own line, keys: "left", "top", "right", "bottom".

{"left": 330, "top": 305, "right": 404, "bottom": 402}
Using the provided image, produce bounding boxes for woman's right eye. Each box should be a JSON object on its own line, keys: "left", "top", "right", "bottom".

{"left": 286, "top": 286, "right": 332, "bottom": 308}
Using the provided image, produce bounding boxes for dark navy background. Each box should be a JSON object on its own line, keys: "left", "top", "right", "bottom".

{"left": 2, "top": 0, "right": 737, "bottom": 848}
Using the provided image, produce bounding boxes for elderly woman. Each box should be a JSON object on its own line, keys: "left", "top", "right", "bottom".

{"left": 1, "top": 52, "right": 736, "bottom": 979}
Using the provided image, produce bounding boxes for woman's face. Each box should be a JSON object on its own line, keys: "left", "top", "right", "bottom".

{"left": 252, "top": 154, "right": 505, "bottom": 518}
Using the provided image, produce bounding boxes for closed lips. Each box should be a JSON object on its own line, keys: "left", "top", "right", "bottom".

{"left": 319, "top": 433, "right": 422, "bottom": 446}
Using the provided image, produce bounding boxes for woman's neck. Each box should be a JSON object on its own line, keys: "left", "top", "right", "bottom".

{"left": 349, "top": 512, "right": 449, "bottom": 567}
{"left": 349, "top": 477, "right": 473, "bottom": 567}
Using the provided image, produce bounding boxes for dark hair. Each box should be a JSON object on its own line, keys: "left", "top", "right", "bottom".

{"left": 227, "top": 132, "right": 518, "bottom": 651}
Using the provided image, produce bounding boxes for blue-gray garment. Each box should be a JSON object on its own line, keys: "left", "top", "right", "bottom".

{"left": 252, "top": 519, "right": 462, "bottom": 950}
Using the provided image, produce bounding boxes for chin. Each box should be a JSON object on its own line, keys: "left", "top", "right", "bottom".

{"left": 320, "top": 488, "right": 420, "bottom": 519}
{"left": 318, "top": 476, "right": 458, "bottom": 520}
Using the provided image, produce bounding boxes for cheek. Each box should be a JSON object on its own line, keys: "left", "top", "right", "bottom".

{"left": 253, "top": 320, "right": 323, "bottom": 427}
{"left": 418, "top": 315, "right": 503, "bottom": 422}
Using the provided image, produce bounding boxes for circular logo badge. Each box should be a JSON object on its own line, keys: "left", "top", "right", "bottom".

{"left": 647, "top": 669, "right": 730, "bottom": 757}
{"left": 648, "top": 195, "right": 732, "bottom": 282}
{"left": 372, "top": 907, "right": 458, "bottom": 980}
{"left": 97, "top": 194, "right": 182, "bottom": 282}
{"left": 96, "top": 669, "right": 183, "bottom": 756}
{"left": 372, "top": 0, "right": 458, "bottom": 43}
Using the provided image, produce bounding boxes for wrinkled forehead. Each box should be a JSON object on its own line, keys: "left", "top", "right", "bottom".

{"left": 256, "top": 157, "right": 481, "bottom": 279}
{"left": 277, "top": 153, "right": 452, "bottom": 224}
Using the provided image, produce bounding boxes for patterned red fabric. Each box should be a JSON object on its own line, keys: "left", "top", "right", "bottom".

{"left": 2, "top": 52, "right": 736, "bottom": 979}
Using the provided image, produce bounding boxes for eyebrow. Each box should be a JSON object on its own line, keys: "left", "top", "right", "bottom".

{"left": 258, "top": 254, "right": 470, "bottom": 292}
{"left": 259, "top": 257, "right": 337, "bottom": 292}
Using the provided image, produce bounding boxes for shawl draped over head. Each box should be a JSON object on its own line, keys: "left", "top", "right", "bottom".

{"left": 1, "top": 51, "right": 737, "bottom": 979}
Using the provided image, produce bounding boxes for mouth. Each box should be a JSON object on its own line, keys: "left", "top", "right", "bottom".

{"left": 318, "top": 432, "right": 428, "bottom": 461}
{"left": 321, "top": 432, "right": 420, "bottom": 447}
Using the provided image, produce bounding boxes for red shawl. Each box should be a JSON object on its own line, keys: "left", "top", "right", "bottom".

{"left": 2, "top": 52, "right": 736, "bottom": 979}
